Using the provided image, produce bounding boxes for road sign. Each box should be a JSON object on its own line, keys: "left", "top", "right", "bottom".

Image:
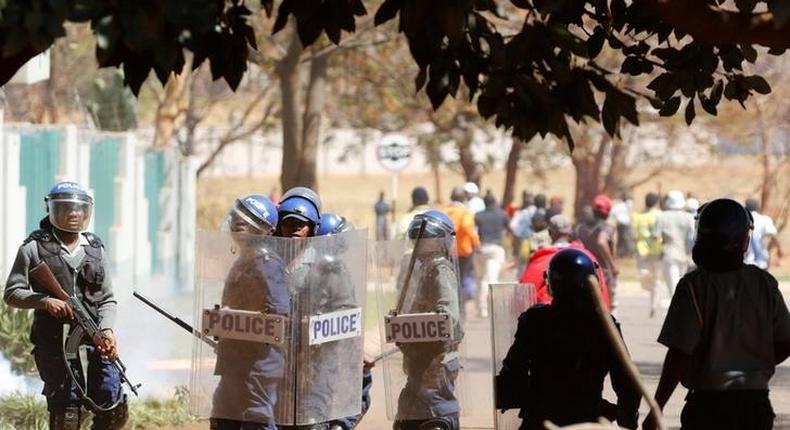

{"left": 377, "top": 134, "right": 413, "bottom": 172}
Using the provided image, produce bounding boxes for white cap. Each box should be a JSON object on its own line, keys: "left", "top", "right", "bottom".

{"left": 665, "top": 190, "right": 686, "bottom": 210}
{"left": 686, "top": 198, "right": 700, "bottom": 212}
{"left": 463, "top": 182, "right": 479, "bottom": 195}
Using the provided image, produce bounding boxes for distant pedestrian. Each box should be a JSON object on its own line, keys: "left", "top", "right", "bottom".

{"left": 445, "top": 186, "right": 480, "bottom": 315}
{"left": 396, "top": 186, "right": 431, "bottom": 239}
{"left": 545, "top": 195, "right": 564, "bottom": 220}
{"left": 744, "top": 198, "right": 780, "bottom": 270}
{"left": 611, "top": 193, "right": 635, "bottom": 258}
{"left": 519, "top": 214, "right": 611, "bottom": 309}
{"left": 654, "top": 190, "right": 695, "bottom": 299}
{"left": 576, "top": 194, "right": 619, "bottom": 308}
{"left": 464, "top": 182, "right": 485, "bottom": 213}
{"left": 632, "top": 192, "right": 664, "bottom": 317}
{"left": 374, "top": 191, "right": 392, "bottom": 240}
{"left": 510, "top": 191, "right": 536, "bottom": 274}
{"left": 474, "top": 193, "right": 510, "bottom": 318}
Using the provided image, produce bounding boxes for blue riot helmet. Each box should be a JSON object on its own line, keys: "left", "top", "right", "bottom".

{"left": 692, "top": 198, "right": 753, "bottom": 271}
{"left": 546, "top": 248, "right": 598, "bottom": 301}
{"left": 408, "top": 210, "right": 455, "bottom": 256}
{"left": 407, "top": 210, "right": 455, "bottom": 239}
{"left": 223, "top": 194, "right": 278, "bottom": 235}
{"left": 316, "top": 212, "right": 353, "bottom": 236}
{"left": 45, "top": 181, "right": 94, "bottom": 233}
{"left": 278, "top": 187, "right": 322, "bottom": 237}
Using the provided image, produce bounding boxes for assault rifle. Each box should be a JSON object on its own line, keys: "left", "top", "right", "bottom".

{"left": 133, "top": 291, "right": 218, "bottom": 349}
{"left": 29, "top": 262, "right": 141, "bottom": 408}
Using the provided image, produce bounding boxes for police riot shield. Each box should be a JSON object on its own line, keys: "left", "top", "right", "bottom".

{"left": 490, "top": 283, "right": 536, "bottom": 430}
{"left": 373, "top": 236, "right": 465, "bottom": 425}
{"left": 278, "top": 229, "right": 367, "bottom": 426}
{"left": 191, "top": 230, "right": 366, "bottom": 427}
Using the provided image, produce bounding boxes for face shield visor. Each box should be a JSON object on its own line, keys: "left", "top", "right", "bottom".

{"left": 47, "top": 194, "right": 93, "bottom": 233}
{"left": 221, "top": 201, "right": 275, "bottom": 236}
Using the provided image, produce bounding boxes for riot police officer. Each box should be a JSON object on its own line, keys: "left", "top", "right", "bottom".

{"left": 3, "top": 181, "right": 127, "bottom": 430}
{"left": 211, "top": 195, "right": 289, "bottom": 430}
{"left": 496, "top": 248, "right": 639, "bottom": 430}
{"left": 394, "top": 210, "right": 464, "bottom": 430}
{"left": 275, "top": 187, "right": 322, "bottom": 239}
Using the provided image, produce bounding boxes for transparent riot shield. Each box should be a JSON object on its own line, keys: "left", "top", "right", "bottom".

{"left": 277, "top": 230, "right": 367, "bottom": 426}
{"left": 490, "top": 283, "right": 536, "bottom": 430}
{"left": 192, "top": 230, "right": 366, "bottom": 427}
{"left": 191, "top": 230, "right": 292, "bottom": 426}
{"left": 373, "top": 236, "right": 465, "bottom": 426}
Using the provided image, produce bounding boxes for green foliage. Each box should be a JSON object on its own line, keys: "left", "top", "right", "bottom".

{"left": 0, "top": 294, "right": 36, "bottom": 376}
{"left": 87, "top": 70, "right": 138, "bottom": 131}
{"left": 0, "top": 386, "right": 196, "bottom": 430}
{"left": 0, "top": 0, "right": 785, "bottom": 145}
{"left": 0, "top": 391, "right": 49, "bottom": 430}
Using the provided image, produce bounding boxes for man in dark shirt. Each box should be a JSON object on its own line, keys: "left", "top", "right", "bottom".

{"left": 474, "top": 194, "right": 511, "bottom": 317}
{"left": 496, "top": 249, "right": 639, "bottom": 430}
{"left": 374, "top": 191, "right": 392, "bottom": 240}
{"left": 576, "top": 194, "right": 619, "bottom": 308}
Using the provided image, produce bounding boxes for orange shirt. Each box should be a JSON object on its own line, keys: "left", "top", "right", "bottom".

{"left": 444, "top": 203, "right": 480, "bottom": 257}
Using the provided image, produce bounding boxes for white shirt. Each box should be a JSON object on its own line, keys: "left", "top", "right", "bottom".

{"left": 745, "top": 211, "right": 778, "bottom": 269}
{"left": 610, "top": 200, "right": 633, "bottom": 225}
{"left": 467, "top": 196, "right": 485, "bottom": 214}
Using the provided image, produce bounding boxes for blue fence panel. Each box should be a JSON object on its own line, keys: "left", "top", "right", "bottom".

{"left": 144, "top": 151, "right": 165, "bottom": 273}
{"left": 89, "top": 137, "right": 120, "bottom": 252}
{"left": 19, "top": 130, "right": 62, "bottom": 234}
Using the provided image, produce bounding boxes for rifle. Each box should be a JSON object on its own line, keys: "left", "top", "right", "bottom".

{"left": 29, "top": 262, "right": 141, "bottom": 409}
{"left": 133, "top": 291, "right": 218, "bottom": 349}
{"left": 394, "top": 218, "right": 427, "bottom": 314}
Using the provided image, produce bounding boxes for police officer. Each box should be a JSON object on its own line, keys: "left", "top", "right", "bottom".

{"left": 211, "top": 195, "right": 290, "bottom": 430}
{"left": 275, "top": 187, "right": 322, "bottom": 239}
{"left": 316, "top": 213, "right": 371, "bottom": 430}
{"left": 496, "top": 248, "right": 639, "bottom": 430}
{"left": 3, "top": 181, "right": 126, "bottom": 430}
{"left": 645, "top": 199, "right": 790, "bottom": 430}
{"left": 395, "top": 210, "right": 464, "bottom": 430}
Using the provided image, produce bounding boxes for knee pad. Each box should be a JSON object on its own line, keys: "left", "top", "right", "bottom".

{"left": 50, "top": 406, "right": 82, "bottom": 430}
{"left": 92, "top": 399, "right": 128, "bottom": 430}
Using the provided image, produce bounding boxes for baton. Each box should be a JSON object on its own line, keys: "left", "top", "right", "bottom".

{"left": 395, "top": 218, "right": 428, "bottom": 313}
{"left": 133, "top": 291, "right": 218, "bottom": 349}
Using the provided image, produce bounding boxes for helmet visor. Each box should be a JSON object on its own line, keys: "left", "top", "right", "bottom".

{"left": 221, "top": 203, "right": 274, "bottom": 235}
{"left": 48, "top": 198, "right": 93, "bottom": 233}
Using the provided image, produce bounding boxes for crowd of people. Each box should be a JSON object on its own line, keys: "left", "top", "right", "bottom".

{"left": 4, "top": 178, "right": 790, "bottom": 430}
{"left": 375, "top": 183, "right": 785, "bottom": 318}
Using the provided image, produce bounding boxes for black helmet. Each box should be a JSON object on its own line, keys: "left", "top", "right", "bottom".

{"left": 546, "top": 248, "right": 597, "bottom": 300}
{"left": 692, "top": 198, "right": 753, "bottom": 271}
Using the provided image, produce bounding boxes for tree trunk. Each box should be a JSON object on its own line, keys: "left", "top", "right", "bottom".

{"left": 277, "top": 32, "right": 304, "bottom": 190}
{"left": 571, "top": 134, "right": 606, "bottom": 220}
{"left": 296, "top": 48, "right": 330, "bottom": 190}
{"left": 755, "top": 102, "right": 773, "bottom": 211}
{"left": 502, "top": 138, "right": 524, "bottom": 208}
{"left": 602, "top": 138, "right": 626, "bottom": 195}
{"left": 456, "top": 125, "right": 481, "bottom": 184}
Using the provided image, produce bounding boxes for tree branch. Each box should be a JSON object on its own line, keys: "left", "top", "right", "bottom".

{"left": 647, "top": 0, "right": 790, "bottom": 49}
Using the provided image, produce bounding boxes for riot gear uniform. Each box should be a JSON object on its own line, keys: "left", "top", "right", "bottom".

{"left": 3, "top": 182, "right": 126, "bottom": 430}
{"left": 392, "top": 210, "right": 464, "bottom": 430}
{"left": 211, "top": 195, "right": 287, "bottom": 430}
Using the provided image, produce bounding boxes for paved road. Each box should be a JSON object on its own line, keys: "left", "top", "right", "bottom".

{"left": 357, "top": 287, "right": 790, "bottom": 430}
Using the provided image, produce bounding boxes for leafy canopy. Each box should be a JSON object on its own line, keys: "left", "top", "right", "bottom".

{"left": 2, "top": 0, "right": 789, "bottom": 145}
